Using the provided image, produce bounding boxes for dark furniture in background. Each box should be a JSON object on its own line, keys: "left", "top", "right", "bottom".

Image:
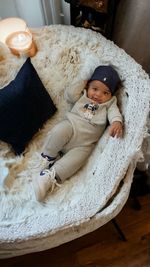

{"left": 65, "top": 0, "right": 120, "bottom": 39}
{"left": 112, "top": 0, "right": 150, "bottom": 75}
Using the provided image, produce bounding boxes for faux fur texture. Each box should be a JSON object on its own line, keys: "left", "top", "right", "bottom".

{"left": 0, "top": 25, "right": 150, "bottom": 258}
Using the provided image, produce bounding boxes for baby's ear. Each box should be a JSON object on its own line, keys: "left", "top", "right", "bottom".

{"left": 84, "top": 80, "right": 88, "bottom": 89}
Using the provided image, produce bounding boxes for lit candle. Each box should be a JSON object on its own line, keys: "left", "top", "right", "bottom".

{"left": 0, "top": 18, "right": 37, "bottom": 57}
{"left": 6, "top": 31, "right": 32, "bottom": 52}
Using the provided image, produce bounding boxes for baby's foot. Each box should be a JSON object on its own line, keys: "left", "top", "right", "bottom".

{"left": 33, "top": 167, "right": 60, "bottom": 201}
{"left": 41, "top": 153, "right": 56, "bottom": 166}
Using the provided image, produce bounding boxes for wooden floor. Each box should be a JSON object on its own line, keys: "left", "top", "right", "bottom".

{"left": 1, "top": 195, "right": 150, "bottom": 267}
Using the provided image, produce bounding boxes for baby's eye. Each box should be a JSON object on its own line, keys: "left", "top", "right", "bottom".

{"left": 104, "top": 91, "right": 110, "bottom": 95}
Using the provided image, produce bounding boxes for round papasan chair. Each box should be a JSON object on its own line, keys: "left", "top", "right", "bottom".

{"left": 0, "top": 25, "right": 150, "bottom": 259}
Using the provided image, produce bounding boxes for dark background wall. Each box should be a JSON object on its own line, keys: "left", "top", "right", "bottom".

{"left": 112, "top": 0, "right": 150, "bottom": 75}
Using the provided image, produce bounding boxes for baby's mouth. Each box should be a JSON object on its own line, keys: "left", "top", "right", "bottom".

{"left": 92, "top": 98, "right": 100, "bottom": 103}
{"left": 92, "top": 97, "right": 97, "bottom": 101}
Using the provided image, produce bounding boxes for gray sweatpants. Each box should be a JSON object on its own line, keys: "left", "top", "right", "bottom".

{"left": 43, "top": 120, "right": 93, "bottom": 181}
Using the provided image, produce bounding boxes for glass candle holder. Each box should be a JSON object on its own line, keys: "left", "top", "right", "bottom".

{"left": 0, "top": 18, "right": 37, "bottom": 57}
{"left": 6, "top": 31, "right": 37, "bottom": 57}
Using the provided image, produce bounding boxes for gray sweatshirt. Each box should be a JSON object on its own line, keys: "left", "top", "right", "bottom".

{"left": 64, "top": 82, "right": 123, "bottom": 147}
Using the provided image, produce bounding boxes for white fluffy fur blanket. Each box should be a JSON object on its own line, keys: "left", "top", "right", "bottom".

{"left": 0, "top": 25, "right": 150, "bottom": 258}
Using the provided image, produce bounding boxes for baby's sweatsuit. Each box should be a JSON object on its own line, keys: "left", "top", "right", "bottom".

{"left": 43, "top": 82, "right": 122, "bottom": 181}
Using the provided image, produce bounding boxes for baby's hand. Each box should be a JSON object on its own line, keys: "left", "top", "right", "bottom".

{"left": 109, "top": 121, "right": 123, "bottom": 138}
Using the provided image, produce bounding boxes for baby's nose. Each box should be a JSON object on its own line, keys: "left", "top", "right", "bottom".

{"left": 96, "top": 91, "right": 102, "bottom": 97}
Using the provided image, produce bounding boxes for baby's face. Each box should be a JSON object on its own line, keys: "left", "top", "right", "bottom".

{"left": 87, "top": 80, "right": 112, "bottom": 104}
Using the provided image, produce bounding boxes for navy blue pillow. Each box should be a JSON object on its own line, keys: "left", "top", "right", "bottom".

{"left": 0, "top": 58, "right": 57, "bottom": 155}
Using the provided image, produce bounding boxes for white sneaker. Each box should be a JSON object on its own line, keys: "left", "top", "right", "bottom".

{"left": 41, "top": 153, "right": 56, "bottom": 164}
{"left": 31, "top": 153, "right": 56, "bottom": 175}
{"left": 33, "top": 167, "right": 60, "bottom": 201}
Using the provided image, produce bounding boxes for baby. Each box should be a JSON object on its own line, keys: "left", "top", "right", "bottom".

{"left": 33, "top": 65, "right": 123, "bottom": 201}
